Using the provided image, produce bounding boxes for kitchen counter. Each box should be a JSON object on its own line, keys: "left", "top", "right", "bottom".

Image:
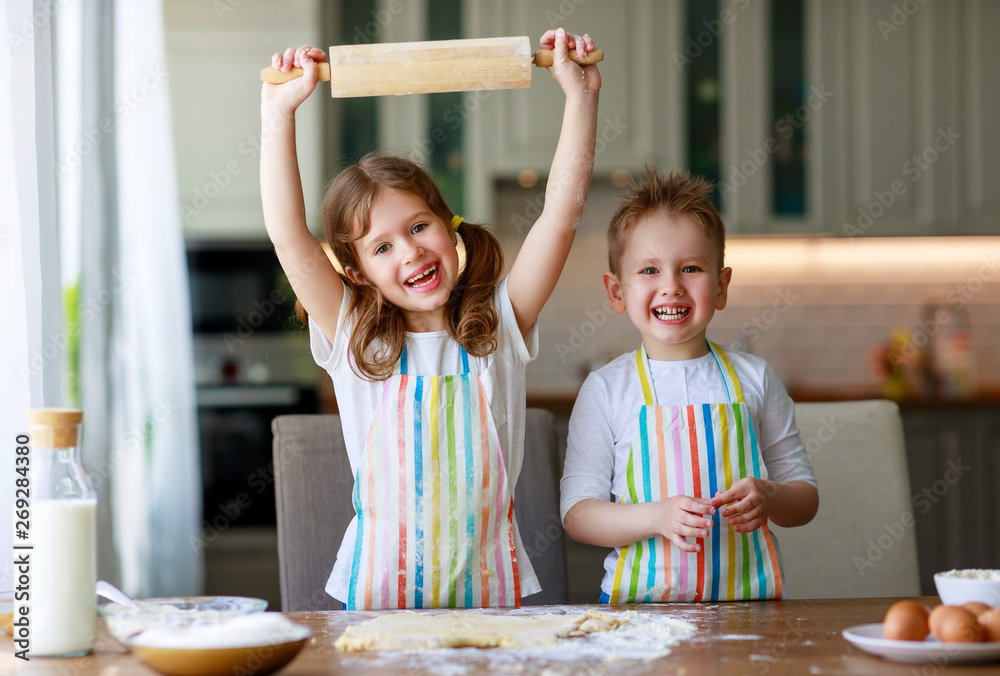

{"left": 787, "top": 387, "right": 1000, "bottom": 408}
{"left": 6, "top": 597, "right": 999, "bottom": 675}
{"left": 527, "top": 389, "right": 1000, "bottom": 414}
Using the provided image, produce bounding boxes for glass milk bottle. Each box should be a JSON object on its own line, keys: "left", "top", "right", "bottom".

{"left": 25, "top": 408, "right": 97, "bottom": 656}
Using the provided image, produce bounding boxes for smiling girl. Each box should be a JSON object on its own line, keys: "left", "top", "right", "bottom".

{"left": 260, "top": 29, "right": 600, "bottom": 609}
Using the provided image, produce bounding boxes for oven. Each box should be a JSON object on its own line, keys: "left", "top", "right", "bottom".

{"left": 187, "top": 241, "right": 322, "bottom": 529}
{"left": 196, "top": 383, "right": 318, "bottom": 527}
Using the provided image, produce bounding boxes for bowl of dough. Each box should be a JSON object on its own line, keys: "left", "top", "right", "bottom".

{"left": 934, "top": 569, "right": 1000, "bottom": 607}
{"left": 98, "top": 595, "right": 268, "bottom": 647}
{"left": 125, "top": 613, "right": 311, "bottom": 676}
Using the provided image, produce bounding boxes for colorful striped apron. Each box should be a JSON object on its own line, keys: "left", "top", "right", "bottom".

{"left": 347, "top": 345, "right": 521, "bottom": 609}
{"left": 608, "top": 342, "right": 783, "bottom": 603}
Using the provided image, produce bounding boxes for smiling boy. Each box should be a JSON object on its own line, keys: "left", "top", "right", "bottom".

{"left": 560, "top": 167, "right": 818, "bottom": 603}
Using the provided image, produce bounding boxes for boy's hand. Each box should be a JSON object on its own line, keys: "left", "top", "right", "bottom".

{"left": 261, "top": 46, "right": 326, "bottom": 118}
{"left": 654, "top": 496, "right": 715, "bottom": 553}
{"left": 539, "top": 28, "right": 601, "bottom": 99}
{"left": 710, "top": 478, "right": 778, "bottom": 533}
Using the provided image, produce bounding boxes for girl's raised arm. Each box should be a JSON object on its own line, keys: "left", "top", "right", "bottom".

{"left": 260, "top": 46, "right": 345, "bottom": 340}
{"left": 506, "top": 28, "right": 601, "bottom": 339}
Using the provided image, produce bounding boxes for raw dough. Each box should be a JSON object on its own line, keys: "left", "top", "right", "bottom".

{"left": 334, "top": 610, "right": 624, "bottom": 651}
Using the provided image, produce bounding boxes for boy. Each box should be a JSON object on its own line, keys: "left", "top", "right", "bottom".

{"left": 560, "top": 167, "right": 818, "bottom": 603}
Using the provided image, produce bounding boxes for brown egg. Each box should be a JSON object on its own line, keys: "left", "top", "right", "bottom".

{"left": 928, "top": 604, "right": 950, "bottom": 636}
{"left": 883, "top": 600, "right": 930, "bottom": 641}
{"left": 979, "top": 609, "right": 1000, "bottom": 643}
{"left": 962, "top": 601, "right": 991, "bottom": 617}
{"left": 932, "top": 605, "right": 983, "bottom": 643}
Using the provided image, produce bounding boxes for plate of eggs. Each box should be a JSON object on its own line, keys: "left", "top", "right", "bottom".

{"left": 842, "top": 599, "right": 1000, "bottom": 664}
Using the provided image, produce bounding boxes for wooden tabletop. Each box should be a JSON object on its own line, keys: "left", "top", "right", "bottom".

{"left": 4, "top": 597, "right": 999, "bottom": 675}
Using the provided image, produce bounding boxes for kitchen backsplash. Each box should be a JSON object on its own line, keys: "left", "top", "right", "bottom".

{"left": 494, "top": 180, "right": 1000, "bottom": 397}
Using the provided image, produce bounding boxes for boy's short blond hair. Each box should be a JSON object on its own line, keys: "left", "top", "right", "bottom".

{"left": 607, "top": 167, "right": 726, "bottom": 275}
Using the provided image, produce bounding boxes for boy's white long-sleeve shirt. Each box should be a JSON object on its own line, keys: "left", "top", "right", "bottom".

{"left": 560, "top": 347, "right": 817, "bottom": 524}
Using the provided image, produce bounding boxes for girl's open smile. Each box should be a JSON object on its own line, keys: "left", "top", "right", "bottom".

{"left": 404, "top": 262, "right": 441, "bottom": 291}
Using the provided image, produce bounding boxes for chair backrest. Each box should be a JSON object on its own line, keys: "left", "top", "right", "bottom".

{"left": 272, "top": 408, "right": 566, "bottom": 610}
{"left": 272, "top": 414, "right": 351, "bottom": 611}
{"left": 515, "top": 408, "right": 568, "bottom": 605}
{"left": 770, "top": 400, "right": 920, "bottom": 599}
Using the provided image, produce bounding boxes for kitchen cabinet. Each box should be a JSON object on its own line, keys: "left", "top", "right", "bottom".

{"left": 723, "top": 0, "right": 1000, "bottom": 236}
{"left": 952, "top": 0, "right": 1000, "bottom": 236}
{"left": 163, "top": 1, "right": 999, "bottom": 237}
{"left": 803, "top": 0, "right": 1000, "bottom": 238}
{"left": 203, "top": 527, "right": 282, "bottom": 610}
{"left": 466, "top": 0, "right": 1000, "bottom": 235}
{"left": 464, "top": 0, "right": 684, "bottom": 221}
{"left": 163, "top": 0, "right": 325, "bottom": 240}
{"left": 901, "top": 406, "right": 1000, "bottom": 595}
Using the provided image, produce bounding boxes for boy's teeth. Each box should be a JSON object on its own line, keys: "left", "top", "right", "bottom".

{"left": 654, "top": 307, "right": 689, "bottom": 319}
{"left": 407, "top": 265, "right": 437, "bottom": 286}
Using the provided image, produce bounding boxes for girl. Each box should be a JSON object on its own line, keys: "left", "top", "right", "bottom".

{"left": 260, "top": 29, "right": 601, "bottom": 609}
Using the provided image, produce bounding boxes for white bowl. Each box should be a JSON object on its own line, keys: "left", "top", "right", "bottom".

{"left": 98, "top": 596, "right": 267, "bottom": 646}
{"left": 127, "top": 613, "right": 311, "bottom": 676}
{"left": 934, "top": 569, "right": 1000, "bottom": 607}
{"left": 130, "top": 638, "right": 309, "bottom": 676}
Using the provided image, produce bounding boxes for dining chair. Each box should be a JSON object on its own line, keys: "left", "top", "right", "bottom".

{"left": 513, "top": 408, "right": 568, "bottom": 606}
{"left": 272, "top": 414, "right": 350, "bottom": 611}
{"left": 770, "top": 399, "right": 921, "bottom": 599}
{"left": 272, "top": 408, "right": 567, "bottom": 611}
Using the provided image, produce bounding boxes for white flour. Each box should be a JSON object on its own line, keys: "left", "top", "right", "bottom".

{"left": 130, "top": 613, "right": 310, "bottom": 649}
{"left": 103, "top": 603, "right": 247, "bottom": 643}
{"left": 328, "top": 608, "right": 697, "bottom": 674}
{"left": 715, "top": 634, "right": 763, "bottom": 640}
{"left": 939, "top": 568, "right": 1000, "bottom": 581}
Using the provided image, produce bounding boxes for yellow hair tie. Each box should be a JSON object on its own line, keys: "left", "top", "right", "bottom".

{"left": 451, "top": 215, "right": 464, "bottom": 230}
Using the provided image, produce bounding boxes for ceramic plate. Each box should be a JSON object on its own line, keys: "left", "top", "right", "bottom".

{"left": 843, "top": 623, "right": 1000, "bottom": 664}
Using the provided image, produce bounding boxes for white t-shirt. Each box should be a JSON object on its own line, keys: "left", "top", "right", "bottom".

{"left": 561, "top": 347, "right": 817, "bottom": 597}
{"left": 561, "top": 347, "right": 817, "bottom": 521}
{"left": 310, "top": 277, "right": 541, "bottom": 602}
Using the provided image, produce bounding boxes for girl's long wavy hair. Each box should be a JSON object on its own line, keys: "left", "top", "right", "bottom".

{"left": 303, "top": 153, "right": 504, "bottom": 381}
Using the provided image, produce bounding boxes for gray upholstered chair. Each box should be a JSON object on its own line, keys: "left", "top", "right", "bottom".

{"left": 272, "top": 408, "right": 566, "bottom": 611}
{"left": 770, "top": 400, "right": 920, "bottom": 599}
{"left": 514, "top": 408, "right": 568, "bottom": 606}
{"left": 271, "top": 414, "right": 350, "bottom": 611}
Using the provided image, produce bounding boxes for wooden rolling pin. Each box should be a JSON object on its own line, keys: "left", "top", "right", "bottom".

{"left": 259, "top": 36, "right": 603, "bottom": 97}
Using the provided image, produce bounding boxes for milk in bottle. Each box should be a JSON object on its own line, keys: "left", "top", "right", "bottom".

{"left": 23, "top": 408, "right": 97, "bottom": 657}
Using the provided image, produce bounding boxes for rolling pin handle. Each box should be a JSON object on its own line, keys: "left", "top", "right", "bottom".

{"left": 260, "top": 63, "right": 332, "bottom": 84}
{"left": 532, "top": 48, "right": 604, "bottom": 68}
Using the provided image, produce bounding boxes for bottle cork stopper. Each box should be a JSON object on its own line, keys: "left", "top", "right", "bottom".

{"left": 28, "top": 408, "right": 83, "bottom": 448}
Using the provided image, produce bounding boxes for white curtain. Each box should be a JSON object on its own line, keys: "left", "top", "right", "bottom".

{"left": 105, "top": 0, "right": 202, "bottom": 597}
{"left": 0, "top": 0, "right": 62, "bottom": 592}
{"left": 1, "top": 0, "right": 201, "bottom": 597}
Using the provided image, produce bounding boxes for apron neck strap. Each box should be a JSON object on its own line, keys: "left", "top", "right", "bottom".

{"left": 635, "top": 344, "right": 657, "bottom": 406}
{"left": 397, "top": 344, "right": 408, "bottom": 375}
{"left": 707, "top": 341, "right": 745, "bottom": 404}
{"left": 635, "top": 341, "right": 745, "bottom": 405}
{"left": 395, "top": 342, "right": 471, "bottom": 376}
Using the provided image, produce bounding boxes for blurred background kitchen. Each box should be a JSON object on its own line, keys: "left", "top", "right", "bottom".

{"left": 5, "top": 0, "right": 998, "bottom": 608}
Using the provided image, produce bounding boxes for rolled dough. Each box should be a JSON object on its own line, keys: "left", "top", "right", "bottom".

{"left": 334, "top": 610, "right": 624, "bottom": 651}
